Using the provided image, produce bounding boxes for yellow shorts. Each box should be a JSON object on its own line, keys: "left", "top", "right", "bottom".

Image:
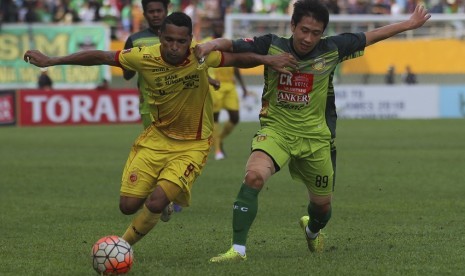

{"left": 211, "top": 82, "right": 239, "bottom": 113}
{"left": 120, "top": 125, "right": 211, "bottom": 207}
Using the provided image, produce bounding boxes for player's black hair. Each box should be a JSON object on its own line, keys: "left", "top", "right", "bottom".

{"left": 142, "top": 0, "right": 170, "bottom": 13}
{"left": 160, "top": 12, "right": 192, "bottom": 35}
{"left": 292, "top": 0, "right": 329, "bottom": 30}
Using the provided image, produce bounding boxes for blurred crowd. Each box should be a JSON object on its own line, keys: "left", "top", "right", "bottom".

{"left": 1, "top": 0, "right": 465, "bottom": 40}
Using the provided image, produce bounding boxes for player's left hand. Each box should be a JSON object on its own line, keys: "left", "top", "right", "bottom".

{"left": 194, "top": 43, "right": 214, "bottom": 64}
{"left": 408, "top": 5, "right": 431, "bottom": 29}
{"left": 266, "top": 53, "right": 299, "bottom": 75}
{"left": 24, "top": 50, "right": 52, "bottom": 68}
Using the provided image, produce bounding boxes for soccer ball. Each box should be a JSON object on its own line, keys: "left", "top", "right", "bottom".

{"left": 91, "top": 235, "right": 134, "bottom": 275}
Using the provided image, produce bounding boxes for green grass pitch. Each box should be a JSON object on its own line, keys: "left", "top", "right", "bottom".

{"left": 1, "top": 119, "right": 464, "bottom": 275}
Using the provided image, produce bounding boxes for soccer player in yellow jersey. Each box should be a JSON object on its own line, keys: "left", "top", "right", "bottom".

{"left": 122, "top": 0, "right": 180, "bottom": 220}
{"left": 204, "top": 20, "right": 250, "bottom": 160}
{"left": 24, "top": 12, "right": 298, "bottom": 248}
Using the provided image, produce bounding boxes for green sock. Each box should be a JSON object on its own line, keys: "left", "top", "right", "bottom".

{"left": 308, "top": 204, "right": 332, "bottom": 233}
{"left": 232, "top": 183, "right": 259, "bottom": 245}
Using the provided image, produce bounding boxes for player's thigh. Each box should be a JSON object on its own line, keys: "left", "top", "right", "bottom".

{"left": 222, "top": 83, "right": 240, "bottom": 111}
{"left": 120, "top": 138, "right": 158, "bottom": 199}
{"left": 211, "top": 89, "right": 224, "bottom": 113}
{"left": 251, "top": 127, "right": 291, "bottom": 172}
{"left": 158, "top": 149, "right": 208, "bottom": 207}
{"left": 289, "top": 140, "right": 334, "bottom": 196}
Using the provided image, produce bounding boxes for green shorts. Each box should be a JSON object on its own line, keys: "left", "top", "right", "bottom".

{"left": 251, "top": 127, "right": 334, "bottom": 196}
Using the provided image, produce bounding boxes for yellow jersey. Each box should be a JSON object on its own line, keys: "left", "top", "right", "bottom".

{"left": 117, "top": 44, "right": 223, "bottom": 140}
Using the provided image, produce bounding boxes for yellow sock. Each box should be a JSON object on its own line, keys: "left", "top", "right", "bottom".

{"left": 122, "top": 204, "right": 161, "bottom": 245}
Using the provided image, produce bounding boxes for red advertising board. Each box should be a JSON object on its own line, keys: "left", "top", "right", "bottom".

{"left": 0, "top": 91, "right": 16, "bottom": 125}
{"left": 17, "top": 89, "right": 141, "bottom": 126}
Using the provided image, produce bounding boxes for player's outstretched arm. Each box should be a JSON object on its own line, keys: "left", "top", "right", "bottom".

{"left": 365, "top": 4, "right": 431, "bottom": 46}
{"left": 24, "top": 50, "right": 119, "bottom": 68}
{"left": 222, "top": 52, "right": 298, "bottom": 75}
{"left": 195, "top": 38, "right": 233, "bottom": 60}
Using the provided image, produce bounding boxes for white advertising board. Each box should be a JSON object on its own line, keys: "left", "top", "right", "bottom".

{"left": 228, "top": 85, "right": 440, "bottom": 122}
{"left": 334, "top": 85, "right": 439, "bottom": 119}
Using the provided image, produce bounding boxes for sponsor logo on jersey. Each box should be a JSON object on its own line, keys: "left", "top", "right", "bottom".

{"left": 122, "top": 49, "right": 131, "bottom": 54}
{"left": 278, "top": 73, "right": 313, "bottom": 94}
{"left": 165, "top": 74, "right": 183, "bottom": 85}
{"left": 242, "top": 38, "right": 254, "bottom": 42}
{"left": 277, "top": 91, "right": 309, "bottom": 103}
{"left": 143, "top": 54, "right": 152, "bottom": 59}
{"left": 152, "top": 67, "right": 169, "bottom": 72}
{"left": 277, "top": 72, "right": 314, "bottom": 105}
{"left": 183, "top": 74, "right": 200, "bottom": 89}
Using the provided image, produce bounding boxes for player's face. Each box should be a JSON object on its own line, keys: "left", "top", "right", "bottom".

{"left": 144, "top": 2, "right": 168, "bottom": 30}
{"left": 160, "top": 24, "right": 192, "bottom": 65}
{"left": 291, "top": 16, "right": 325, "bottom": 56}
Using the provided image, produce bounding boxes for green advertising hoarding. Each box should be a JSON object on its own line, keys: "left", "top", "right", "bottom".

{"left": 0, "top": 24, "right": 110, "bottom": 89}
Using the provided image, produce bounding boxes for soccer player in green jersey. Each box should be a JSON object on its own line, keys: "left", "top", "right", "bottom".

{"left": 24, "top": 12, "right": 297, "bottom": 249}
{"left": 196, "top": 0, "right": 431, "bottom": 262}
{"left": 123, "top": 0, "right": 169, "bottom": 129}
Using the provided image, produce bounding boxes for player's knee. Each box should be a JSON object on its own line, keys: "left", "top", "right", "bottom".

{"left": 119, "top": 196, "right": 144, "bottom": 215}
{"left": 119, "top": 202, "right": 139, "bottom": 215}
{"left": 244, "top": 170, "right": 265, "bottom": 190}
{"left": 310, "top": 201, "right": 331, "bottom": 214}
{"left": 230, "top": 113, "right": 239, "bottom": 125}
{"left": 144, "top": 198, "right": 165, "bottom": 214}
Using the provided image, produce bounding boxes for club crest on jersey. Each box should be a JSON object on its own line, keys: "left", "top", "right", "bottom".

{"left": 312, "top": 58, "right": 326, "bottom": 71}
{"left": 128, "top": 170, "right": 138, "bottom": 184}
{"left": 256, "top": 134, "right": 267, "bottom": 142}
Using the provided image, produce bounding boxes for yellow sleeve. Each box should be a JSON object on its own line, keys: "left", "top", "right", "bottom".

{"left": 118, "top": 47, "right": 142, "bottom": 72}
{"left": 206, "top": 50, "right": 223, "bottom": 68}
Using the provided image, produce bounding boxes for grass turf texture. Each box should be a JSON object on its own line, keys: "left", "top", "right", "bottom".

{"left": 1, "top": 120, "right": 464, "bottom": 275}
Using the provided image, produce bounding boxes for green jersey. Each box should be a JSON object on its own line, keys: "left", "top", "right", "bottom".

{"left": 124, "top": 28, "right": 160, "bottom": 116}
{"left": 232, "top": 33, "right": 365, "bottom": 140}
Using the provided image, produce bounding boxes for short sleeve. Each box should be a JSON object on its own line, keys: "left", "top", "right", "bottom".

{"left": 231, "top": 34, "right": 273, "bottom": 55}
{"left": 118, "top": 48, "right": 140, "bottom": 72}
{"left": 330, "top": 33, "right": 366, "bottom": 60}
{"left": 206, "top": 50, "right": 223, "bottom": 68}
